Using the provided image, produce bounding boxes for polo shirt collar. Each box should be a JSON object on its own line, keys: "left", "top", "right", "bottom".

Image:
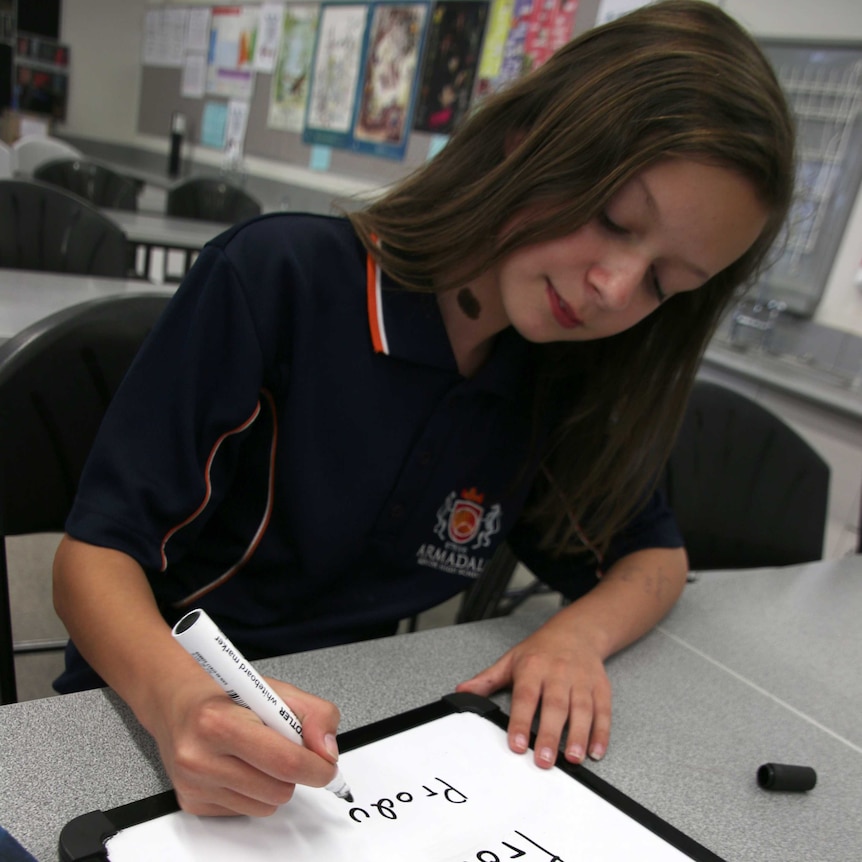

{"left": 365, "top": 253, "right": 535, "bottom": 402}
{"left": 367, "top": 255, "right": 457, "bottom": 370}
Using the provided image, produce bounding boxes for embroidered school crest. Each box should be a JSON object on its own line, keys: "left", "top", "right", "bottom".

{"left": 417, "top": 488, "right": 502, "bottom": 578}
{"left": 434, "top": 488, "right": 501, "bottom": 549}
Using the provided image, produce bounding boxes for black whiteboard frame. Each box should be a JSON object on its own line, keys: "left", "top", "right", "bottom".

{"left": 57, "top": 692, "right": 726, "bottom": 862}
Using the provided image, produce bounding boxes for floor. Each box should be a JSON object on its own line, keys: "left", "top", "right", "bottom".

{"left": 7, "top": 534, "right": 557, "bottom": 703}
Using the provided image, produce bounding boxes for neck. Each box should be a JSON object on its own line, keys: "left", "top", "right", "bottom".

{"left": 437, "top": 270, "right": 509, "bottom": 377}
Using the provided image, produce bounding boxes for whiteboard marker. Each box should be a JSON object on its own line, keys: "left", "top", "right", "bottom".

{"left": 172, "top": 608, "right": 353, "bottom": 803}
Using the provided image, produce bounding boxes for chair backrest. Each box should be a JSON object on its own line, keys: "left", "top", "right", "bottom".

{"left": 0, "top": 293, "right": 172, "bottom": 703}
{"left": 0, "top": 179, "right": 130, "bottom": 277}
{"left": 34, "top": 158, "right": 139, "bottom": 211}
{"left": 167, "top": 177, "right": 262, "bottom": 224}
{"left": 0, "top": 143, "right": 12, "bottom": 179}
{"left": 662, "top": 379, "right": 830, "bottom": 570}
{"left": 11, "top": 134, "right": 83, "bottom": 176}
{"left": 457, "top": 379, "right": 833, "bottom": 625}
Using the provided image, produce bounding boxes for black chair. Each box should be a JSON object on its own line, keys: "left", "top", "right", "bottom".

{"left": 0, "top": 179, "right": 131, "bottom": 277}
{"left": 0, "top": 293, "right": 171, "bottom": 704}
{"left": 456, "top": 378, "right": 831, "bottom": 623}
{"left": 33, "top": 158, "right": 139, "bottom": 211}
{"left": 662, "top": 379, "right": 829, "bottom": 570}
{"left": 166, "top": 177, "right": 262, "bottom": 224}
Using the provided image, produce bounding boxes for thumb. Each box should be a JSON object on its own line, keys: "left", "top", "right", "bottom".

{"left": 455, "top": 653, "right": 514, "bottom": 697}
{"left": 271, "top": 680, "right": 342, "bottom": 765}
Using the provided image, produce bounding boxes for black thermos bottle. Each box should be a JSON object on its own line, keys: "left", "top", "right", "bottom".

{"left": 168, "top": 111, "right": 186, "bottom": 178}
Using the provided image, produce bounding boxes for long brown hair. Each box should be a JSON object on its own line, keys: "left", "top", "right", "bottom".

{"left": 349, "top": 0, "right": 795, "bottom": 557}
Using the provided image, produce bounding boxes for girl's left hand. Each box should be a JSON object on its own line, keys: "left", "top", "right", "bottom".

{"left": 455, "top": 548, "right": 688, "bottom": 767}
{"left": 455, "top": 616, "right": 612, "bottom": 768}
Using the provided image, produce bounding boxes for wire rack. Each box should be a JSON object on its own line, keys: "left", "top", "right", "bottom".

{"left": 759, "top": 40, "right": 862, "bottom": 316}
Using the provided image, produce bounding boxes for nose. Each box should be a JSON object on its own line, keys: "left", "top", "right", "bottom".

{"left": 588, "top": 254, "right": 648, "bottom": 310}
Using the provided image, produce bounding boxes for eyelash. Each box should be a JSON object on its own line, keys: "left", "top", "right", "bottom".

{"left": 598, "top": 211, "right": 666, "bottom": 304}
{"left": 649, "top": 266, "right": 666, "bottom": 303}
{"left": 598, "top": 211, "right": 627, "bottom": 236}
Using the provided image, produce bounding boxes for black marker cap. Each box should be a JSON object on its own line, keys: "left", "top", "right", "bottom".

{"left": 757, "top": 763, "right": 817, "bottom": 792}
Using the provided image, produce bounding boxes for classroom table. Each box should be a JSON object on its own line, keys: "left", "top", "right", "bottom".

{"left": 0, "top": 269, "right": 174, "bottom": 343}
{"left": 0, "top": 555, "right": 860, "bottom": 861}
{"left": 103, "top": 209, "right": 229, "bottom": 282}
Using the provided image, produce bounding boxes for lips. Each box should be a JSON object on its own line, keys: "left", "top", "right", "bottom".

{"left": 545, "top": 280, "right": 583, "bottom": 329}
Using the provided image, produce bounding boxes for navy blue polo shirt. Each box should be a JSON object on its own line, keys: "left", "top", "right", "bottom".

{"left": 59, "top": 213, "right": 681, "bottom": 690}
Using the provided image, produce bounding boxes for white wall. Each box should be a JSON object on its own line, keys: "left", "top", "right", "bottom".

{"left": 724, "top": 0, "right": 862, "bottom": 38}
{"left": 58, "top": 0, "right": 862, "bottom": 335}
{"left": 59, "top": 0, "right": 145, "bottom": 145}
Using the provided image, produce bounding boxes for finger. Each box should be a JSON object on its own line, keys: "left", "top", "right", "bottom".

{"left": 531, "top": 677, "right": 573, "bottom": 769}
{"left": 455, "top": 653, "right": 514, "bottom": 697}
{"left": 506, "top": 666, "right": 543, "bottom": 756}
{"left": 176, "top": 780, "right": 289, "bottom": 818}
{"left": 562, "top": 675, "right": 612, "bottom": 764}
{"left": 171, "top": 724, "right": 302, "bottom": 809}
{"left": 231, "top": 717, "right": 339, "bottom": 789}
{"left": 561, "top": 688, "right": 594, "bottom": 765}
{"left": 586, "top": 676, "right": 612, "bottom": 761}
{"left": 188, "top": 694, "right": 337, "bottom": 791}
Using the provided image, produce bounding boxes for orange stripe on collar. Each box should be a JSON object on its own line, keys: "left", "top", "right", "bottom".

{"left": 366, "top": 235, "right": 388, "bottom": 354}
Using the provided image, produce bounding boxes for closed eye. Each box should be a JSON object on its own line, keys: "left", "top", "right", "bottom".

{"left": 598, "top": 210, "right": 629, "bottom": 236}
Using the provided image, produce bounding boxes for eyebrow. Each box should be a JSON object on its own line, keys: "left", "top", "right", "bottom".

{"left": 635, "top": 175, "right": 712, "bottom": 283}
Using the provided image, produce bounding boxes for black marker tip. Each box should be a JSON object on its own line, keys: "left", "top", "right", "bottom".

{"left": 344, "top": 792, "right": 354, "bottom": 803}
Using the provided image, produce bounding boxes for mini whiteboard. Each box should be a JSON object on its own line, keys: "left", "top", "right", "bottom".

{"left": 59, "top": 694, "right": 726, "bottom": 862}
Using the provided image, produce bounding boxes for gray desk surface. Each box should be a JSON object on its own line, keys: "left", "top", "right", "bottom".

{"left": 0, "top": 270, "right": 174, "bottom": 341}
{"left": 1, "top": 556, "right": 860, "bottom": 861}
{"left": 104, "top": 209, "right": 230, "bottom": 249}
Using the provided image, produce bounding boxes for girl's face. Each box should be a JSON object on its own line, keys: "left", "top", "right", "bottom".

{"left": 488, "top": 158, "right": 769, "bottom": 343}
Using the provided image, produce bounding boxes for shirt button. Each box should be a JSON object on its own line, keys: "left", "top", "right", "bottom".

{"left": 390, "top": 503, "right": 406, "bottom": 519}
{"left": 418, "top": 449, "right": 432, "bottom": 465}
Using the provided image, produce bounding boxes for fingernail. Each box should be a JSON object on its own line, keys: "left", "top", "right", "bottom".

{"left": 513, "top": 733, "right": 529, "bottom": 752}
{"left": 589, "top": 743, "right": 606, "bottom": 761}
{"left": 539, "top": 746, "right": 555, "bottom": 764}
{"left": 566, "top": 744, "right": 585, "bottom": 763}
{"left": 324, "top": 733, "right": 339, "bottom": 760}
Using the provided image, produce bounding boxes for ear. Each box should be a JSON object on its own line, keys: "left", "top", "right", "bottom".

{"left": 504, "top": 128, "right": 528, "bottom": 156}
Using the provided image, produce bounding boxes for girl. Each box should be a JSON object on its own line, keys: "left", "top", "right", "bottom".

{"left": 54, "top": 0, "right": 794, "bottom": 816}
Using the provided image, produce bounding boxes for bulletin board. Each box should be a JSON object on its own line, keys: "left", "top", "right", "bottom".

{"left": 58, "top": 693, "right": 726, "bottom": 862}
{"left": 135, "top": 0, "right": 603, "bottom": 187}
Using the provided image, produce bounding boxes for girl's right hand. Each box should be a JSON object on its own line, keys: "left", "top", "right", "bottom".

{"left": 152, "top": 677, "right": 343, "bottom": 816}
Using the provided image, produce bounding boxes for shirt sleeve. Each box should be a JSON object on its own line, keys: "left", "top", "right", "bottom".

{"left": 506, "top": 487, "right": 684, "bottom": 601}
{"left": 65, "top": 240, "right": 273, "bottom": 572}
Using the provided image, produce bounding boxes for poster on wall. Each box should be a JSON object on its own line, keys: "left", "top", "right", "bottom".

{"left": 206, "top": 5, "right": 258, "bottom": 98}
{"left": 473, "top": 0, "right": 513, "bottom": 102}
{"left": 177, "top": 7, "right": 211, "bottom": 98}
{"left": 267, "top": 4, "right": 320, "bottom": 132}
{"left": 254, "top": 2, "right": 287, "bottom": 72}
{"left": 352, "top": 2, "right": 429, "bottom": 158}
{"left": 201, "top": 99, "right": 229, "bottom": 149}
{"left": 413, "top": 1, "right": 489, "bottom": 135}
{"left": 303, "top": 3, "right": 370, "bottom": 149}
{"left": 225, "top": 98, "right": 251, "bottom": 163}
{"left": 476, "top": 0, "right": 578, "bottom": 98}
{"left": 181, "top": 52, "right": 207, "bottom": 98}
{"left": 143, "top": 7, "right": 187, "bottom": 67}
{"left": 186, "top": 7, "right": 213, "bottom": 54}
